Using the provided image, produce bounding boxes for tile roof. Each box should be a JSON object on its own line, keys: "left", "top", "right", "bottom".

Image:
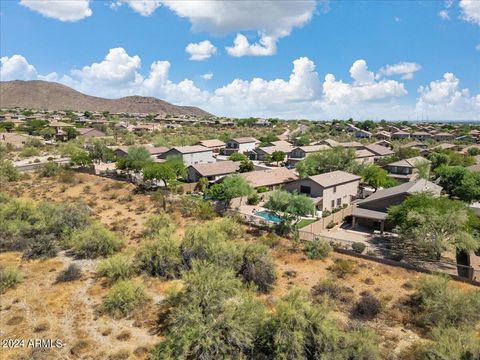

{"left": 170, "top": 145, "right": 212, "bottom": 154}
{"left": 190, "top": 160, "right": 240, "bottom": 177}
{"left": 239, "top": 167, "right": 298, "bottom": 188}
{"left": 387, "top": 156, "right": 430, "bottom": 168}
{"left": 198, "top": 139, "right": 226, "bottom": 148}
{"left": 230, "top": 137, "right": 258, "bottom": 144}
{"left": 364, "top": 144, "right": 394, "bottom": 156}
{"left": 308, "top": 170, "right": 361, "bottom": 188}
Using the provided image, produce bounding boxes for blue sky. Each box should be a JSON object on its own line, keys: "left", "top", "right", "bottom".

{"left": 1, "top": 0, "right": 479, "bottom": 120}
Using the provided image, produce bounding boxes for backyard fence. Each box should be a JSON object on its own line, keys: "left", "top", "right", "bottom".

{"left": 299, "top": 206, "right": 353, "bottom": 234}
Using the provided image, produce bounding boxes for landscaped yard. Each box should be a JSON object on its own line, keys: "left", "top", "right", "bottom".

{"left": 297, "top": 217, "right": 317, "bottom": 228}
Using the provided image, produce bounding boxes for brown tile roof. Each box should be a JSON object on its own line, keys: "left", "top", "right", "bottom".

{"left": 364, "top": 144, "right": 394, "bottom": 156}
{"left": 355, "top": 149, "right": 376, "bottom": 158}
{"left": 230, "top": 137, "right": 258, "bottom": 144}
{"left": 308, "top": 170, "right": 361, "bottom": 188}
{"left": 170, "top": 145, "right": 212, "bottom": 154}
{"left": 387, "top": 156, "right": 430, "bottom": 168}
{"left": 198, "top": 139, "right": 226, "bottom": 148}
{"left": 190, "top": 160, "right": 240, "bottom": 177}
{"left": 296, "top": 145, "right": 330, "bottom": 153}
{"left": 239, "top": 167, "right": 298, "bottom": 188}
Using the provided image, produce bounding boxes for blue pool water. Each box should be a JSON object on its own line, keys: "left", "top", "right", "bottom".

{"left": 255, "top": 211, "right": 282, "bottom": 223}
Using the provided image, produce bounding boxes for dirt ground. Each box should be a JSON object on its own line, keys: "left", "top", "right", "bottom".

{"left": 1, "top": 173, "right": 478, "bottom": 359}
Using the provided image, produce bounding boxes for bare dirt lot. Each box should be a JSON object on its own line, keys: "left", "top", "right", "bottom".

{"left": 1, "top": 173, "right": 478, "bottom": 359}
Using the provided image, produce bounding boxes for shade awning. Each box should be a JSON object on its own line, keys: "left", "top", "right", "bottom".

{"left": 352, "top": 207, "right": 388, "bottom": 221}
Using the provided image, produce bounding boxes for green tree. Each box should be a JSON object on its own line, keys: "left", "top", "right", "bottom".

{"left": 239, "top": 159, "right": 254, "bottom": 172}
{"left": 361, "top": 164, "right": 397, "bottom": 191}
{"left": 88, "top": 140, "right": 115, "bottom": 163}
{"left": 435, "top": 165, "right": 480, "bottom": 202}
{"left": 429, "top": 151, "right": 450, "bottom": 170}
{"left": 65, "top": 127, "right": 78, "bottom": 140}
{"left": 0, "top": 121, "right": 15, "bottom": 132}
{"left": 258, "top": 133, "right": 279, "bottom": 146}
{"left": 296, "top": 147, "right": 359, "bottom": 178}
{"left": 414, "top": 159, "right": 431, "bottom": 180}
{"left": 165, "top": 155, "right": 186, "bottom": 179}
{"left": 271, "top": 150, "right": 285, "bottom": 166}
{"left": 116, "top": 146, "right": 152, "bottom": 172}
{"left": 207, "top": 174, "right": 253, "bottom": 206}
{"left": 229, "top": 152, "right": 248, "bottom": 162}
{"left": 143, "top": 163, "right": 177, "bottom": 190}
{"left": 388, "top": 193, "right": 480, "bottom": 262}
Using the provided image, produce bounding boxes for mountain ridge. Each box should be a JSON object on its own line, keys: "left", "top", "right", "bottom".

{"left": 0, "top": 80, "right": 212, "bottom": 117}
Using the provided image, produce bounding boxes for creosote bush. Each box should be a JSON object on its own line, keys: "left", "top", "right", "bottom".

{"left": 411, "top": 275, "right": 480, "bottom": 328}
{"left": 102, "top": 279, "right": 148, "bottom": 319}
{"left": 70, "top": 223, "right": 123, "bottom": 259}
{"left": 304, "top": 238, "right": 332, "bottom": 260}
{"left": 22, "top": 234, "right": 59, "bottom": 260}
{"left": 37, "top": 162, "right": 60, "bottom": 177}
{"left": 351, "top": 293, "right": 381, "bottom": 320}
{"left": 143, "top": 212, "right": 176, "bottom": 238}
{"left": 97, "top": 253, "right": 137, "bottom": 283}
{"left": 239, "top": 244, "right": 276, "bottom": 293}
{"left": 0, "top": 265, "right": 23, "bottom": 293}
{"left": 136, "top": 235, "right": 183, "bottom": 279}
{"left": 329, "top": 258, "right": 358, "bottom": 278}
{"left": 352, "top": 242, "right": 366, "bottom": 254}
{"left": 56, "top": 263, "right": 82, "bottom": 283}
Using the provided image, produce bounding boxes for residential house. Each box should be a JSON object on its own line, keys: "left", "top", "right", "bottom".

{"left": 363, "top": 144, "right": 395, "bottom": 161}
{"left": 197, "top": 139, "right": 226, "bottom": 154}
{"left": 239, "top": 167, "right": 298, "bottom": 190}
{"left": 316, "top": 139, "right": 339, "bottom": 147}
{"left": 159, "top": 145, "right": 214, "bottom": 166}
{"left": 432, "top": 143, "right": 461, "bottom": 152}
{"left": 375, "top": 131, "right": 391, "bottom": 140}
{"left": 354, "top": 129, "right": 372, "bottom": 139}
{"left": 284, "top": 170, "right": 361, "bottom": 213}
{"left": 355, "top": 149, "right": 376, "bottom": 164}
{"left": 111, "top": 145, "right": 169, "bottom": 159}
{"left": 373, "top": 140, "right": 393, "bottom": 149}
{"left": 433, "top": 132, "right": 454, "bottom": 141}
{"left": 186, "top": 160, "right": 240, "bottom": 182}
{"left": 252, "top": 141, "right": 295, "bottom": 162}
{"left": 411, "top": 131, "right": 433, "bottom": 141}
{"left": 339, "top": 141, "right": 363, "bottom": 149}
{"left": 385, "top": 156, "right": 430, "bottom": 182}
{"left": 391, "top": 130, "right": 410, "bottom": 140}
{"left": 456, "top": 135, "right": 477, "bottom": 143}
{"left": 288, "top": 145, "right": 330, "bottom": 166}
{"left": 351, "top": 179, "right": 442, "bottom": 232}
{"left": 77, "top": 128, "right": 106, "bottom": 138}
{"left": 345, "top": 124, "right": 360, "bottom": 132}
{"left": 224, "top": 137, "right": 258, "bottom": 155}
{"left": 400, "top": 141, "right": 430, "bottom": 156}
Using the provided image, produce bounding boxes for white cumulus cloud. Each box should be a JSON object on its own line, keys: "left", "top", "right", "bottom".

{"left": 0, "top": 55, "right": 38, "bottom": 81}
{"left": 201, "top": 73, "right": 213, "bottom": 80}
{"left": 438, "top": 9, "right": 450, "bottom": 20}
{"left": 20, "top": 0, "right": 92, "bottom": 22}
{"left": 377, "top": 62, "right": 422, "bottom": 80}
{"left": 185, "top": 40, "right": 217, "bottom": 61}
{"left": 459, "top": 0, "right": 480, "bottom": 25}
{"left": 162, "top": 0, "right": 316, "bottom": 57}
{"left": 114, "top": 1, "right": 162, "bottom": 16}
{"left": 323, "top": 59, "right": 407, "bottom": 105}
{"left": 416, "top": 72, "right": 480, "bottom": 118}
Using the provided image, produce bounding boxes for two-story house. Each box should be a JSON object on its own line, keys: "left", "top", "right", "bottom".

{"left": 159, "top": 145, "right": 214, "bottom": 166}
{"left": 186, "top": 160, "right": 240, "bottom": 182}
{"left": 224, "top": 137, "right": 258, "bottom": 155}
{"left": 384, "top": 156, "right": 430, "bottom": 182}
{"left": 284, "top": 170, "right": 361, "bottom": 213}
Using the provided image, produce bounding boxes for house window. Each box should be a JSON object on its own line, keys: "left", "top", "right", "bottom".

{"left": 337, "top": 198, "right": 341, "bottom": 206}
{"left": 331, "top": 200, "right": 335, "bottom": 208}
{"left": 333, "top": 185, "right": 337, "bottom": 193}
{"left": 300, "top": 185, "right": 311, "bottom": 195}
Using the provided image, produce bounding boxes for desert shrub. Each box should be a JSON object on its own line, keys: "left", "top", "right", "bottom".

{"left": 152, "top": 261, "right": 265, "bottom": 360}
{"left": 322, "top": 209, "right": 331, "bottom": 218}
{"left": 311, "top": 278, "right": 355, "bottom": 304}
{"left": 47, "top": 201, "right": 91, "bottom": 243}
{"left": 22, "top": 234, "right": 59, "bottom": 260}
{"left": 181, "top": 221, "right": 244, "bottom": 270}
{"left": 214, "top": 216, "right": 244, "bottom": 239}
{"left": 57, "top": 169, "right": 77, "bottom": 184}
{"left": 257, "top": 289, "right": 379, "bottom": 359}
{"left": 56, "top": 263, "right": 82, "bottom": 282}
{"left": 304, "top": 238, "right": 332, "bottom": 260}
{"left": 409, "top": 326, "right": 480, "bottom": 360}
{"left": 70, "top": 223, "right": 123, "bottom": 258}
{"left": 0, "top": 160, "right": 19, "bottom": 182}
{"left": 97, "top": 253, "right": 137, "bottom": 283}
{"left": 0, "top": 265, "right": 23, "bottom": 293}
{"left": 143, "top": 212, "right": 176, "bottom": 238}
{"left": 195, "top": 200, "right": 216, "bottom": 220}
{"left": 411, "top": 275, "right": 480, "bottom": 328}
{"left": 351, "top": 242, "right": 366, "bottom": 254}
{"left": 325, "top": 221, "right": 336, "bottom": 229}
{"left": 37, "top": 162, "right": 60, "bottom": 177}
{"left": 257, "top": 186, "right": 268, "bottom": 193}
{"left": 247, "top": 193, "right": 260, "bottom": 205}
{"left": 19, "top": 146, "right": 40, "bottom": 158}
{"left": 176, "top": 196, "right": 216, "bottom": 220}
{"left": 102, "top": 279, "right": 148, "bottom": 319}
{"left": 262, "top": 232, "right": 281, "bottom": 248}
{"left": 351, "top": 293, "right": 381, "bottom": 320}
{"left": 239, "top": 244, "right": 276, "bottom": 293}
{"left": 329, "top": 258, "right": 358, "bottom": 278}
{"left": 136, "top": 236, "right": 183, "bottom": 279}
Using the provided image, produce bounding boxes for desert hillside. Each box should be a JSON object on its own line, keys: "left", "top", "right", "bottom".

{"left": 0, "top": 80, "right": 212, "bottom": 117}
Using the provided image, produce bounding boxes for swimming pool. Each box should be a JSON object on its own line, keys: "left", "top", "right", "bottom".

{"left": 255, "top": 210, "right": 282, "bottom": 223}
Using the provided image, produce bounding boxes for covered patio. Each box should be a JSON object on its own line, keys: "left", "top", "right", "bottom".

{"left": 351, "top": 207, "right": 387, "bottom": 234}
